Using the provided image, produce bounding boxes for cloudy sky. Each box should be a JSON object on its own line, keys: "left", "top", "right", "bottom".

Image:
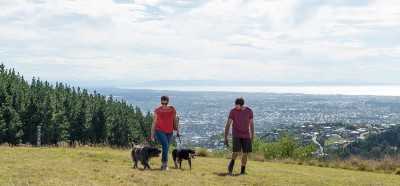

{"left": 1, "top": 0, "right": 400, "bottom": 87}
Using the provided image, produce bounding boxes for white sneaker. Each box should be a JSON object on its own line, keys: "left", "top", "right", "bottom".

{"left": 161, "top": 166, "right": 169, "bottom": 171}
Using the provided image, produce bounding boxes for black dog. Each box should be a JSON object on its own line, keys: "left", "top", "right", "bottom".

{"left": 172, "top": 148, "right": 196, "bottom": 170}
{"left": 129, "top": 138, "right": 161, "bottom": 170}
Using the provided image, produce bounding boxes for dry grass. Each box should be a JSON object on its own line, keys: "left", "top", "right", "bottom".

{"left": 273, "top": 155, "right": 400, "bottom": 174}
{"left": 1, "top": 146, "right": 399, "bottom": 186}
{"left": 250, "top": 154, "right": 266, "bottom": 162}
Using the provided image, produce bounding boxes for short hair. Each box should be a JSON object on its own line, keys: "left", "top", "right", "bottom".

{"left": 161, "top": 95, "right": 169, "bottom": 102}
{"left": 235, "top": 97, "right": 244, "bottom": 106}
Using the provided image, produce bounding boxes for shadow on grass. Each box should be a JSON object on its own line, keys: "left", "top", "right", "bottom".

{"left": 134, "top": 167, "right": 163, "bottom": 171}
{"left": 134, "top": 166, "right": 192, "bottom": 172}
{"left": 213, "top": 172, "right": 242, "bottom": 177}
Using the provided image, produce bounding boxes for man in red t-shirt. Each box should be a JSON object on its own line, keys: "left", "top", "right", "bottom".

{"left": 151, "top": 95, "right": 179, "bottom": 171}
{"left": 224, "top": 97, "right": 254, "bottom": 174}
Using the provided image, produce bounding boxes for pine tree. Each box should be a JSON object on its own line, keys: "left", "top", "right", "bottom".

{"left": 40, "top": 92, "right": 55, "bottom": 145}
{"left": 0, "top": 64, "right": 153, "bottom": 146}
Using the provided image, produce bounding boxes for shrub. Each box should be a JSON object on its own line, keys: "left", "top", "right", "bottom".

{"left": 282, "top": 158, "right": 296, "bottom": 165}
{"left": 263, "top": 142, "right": 279, "bottom": 159}
{"left": 252, "top": 138, "right": 265, "bottom": 155}
{"left": 261, "top": 135, "right": 316, "bottom": 161}
{"left": 277, "top": 136, "right": 297, "bottom": 158}
{"left": 307, "top": 160, "right": 316, "bottom": 166}
{"left": 293, "top": 143, "right": 316, "bottom": 161}
{"left": 395, "top": 169, "right": 400, "bottom": 175}
{"left": 357, "top": 162, "right": 368, "bottom": 171}
{"left": 330, "top": 161, "right": 342, "bottom": 169}
{"left": 376, "top": 156, "right": 399, "bottom": 171}
{"left": 211, "top": 149, "right": 231, "bottom": 159}
{"left": 196, "top": 148, "right": 209, "bottom": 157}
{"left": 342, "top": 164, "right": 351, "bottom": 170}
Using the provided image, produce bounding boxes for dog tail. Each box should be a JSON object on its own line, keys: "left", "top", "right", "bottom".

{"left": 128, "top": 137, "right": 136, "bottom": 149}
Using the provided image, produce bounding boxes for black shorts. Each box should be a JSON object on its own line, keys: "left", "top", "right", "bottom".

{"left": 232, "top": 137, "right": 252, "bottom": 153}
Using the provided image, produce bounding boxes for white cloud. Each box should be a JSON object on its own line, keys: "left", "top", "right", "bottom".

{"left": 1, "top": 0, "right": 400, "bottom": 85}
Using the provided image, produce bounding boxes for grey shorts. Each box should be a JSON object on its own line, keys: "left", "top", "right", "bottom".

{"left": 232, "top": 137, "right": 252, "bottom": 153}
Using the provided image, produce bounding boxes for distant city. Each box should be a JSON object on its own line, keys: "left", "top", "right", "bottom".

{"left": 96, "top": 88, "right": 400, "bottom": 150}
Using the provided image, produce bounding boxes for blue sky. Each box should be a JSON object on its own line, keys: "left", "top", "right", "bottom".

{"left": 1, "top": 0, "right": 400, "bottom": 87}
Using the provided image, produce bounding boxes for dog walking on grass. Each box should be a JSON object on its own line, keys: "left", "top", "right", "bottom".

{"left": 129, "top": 137, "right": 161, "bottom": 170}
{"left": 172, "top": 148, "right": 196, "bottom": 170}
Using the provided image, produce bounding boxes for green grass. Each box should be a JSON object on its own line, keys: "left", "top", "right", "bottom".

{"left": 324, "top": 136, "right": 343, "bottom": 147}
{"left": 1, "top": 146, "right": 399, "bottom": 186}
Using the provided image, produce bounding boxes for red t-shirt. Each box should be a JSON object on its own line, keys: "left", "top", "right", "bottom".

{"left": 154, "top": 106, "right": 176, "bottom": 133}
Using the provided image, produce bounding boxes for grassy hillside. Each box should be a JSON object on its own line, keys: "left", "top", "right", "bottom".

{"left": 1, "top": 146, "right": 399, "bottom": 186}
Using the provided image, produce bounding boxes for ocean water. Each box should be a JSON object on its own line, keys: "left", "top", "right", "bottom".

{"left": 118, "top": 85, "right": 400, "bottom": 96}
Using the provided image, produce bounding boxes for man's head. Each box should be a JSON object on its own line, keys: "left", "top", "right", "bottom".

{"left": 235, "top": 97, "right": 244, "bottom": 109}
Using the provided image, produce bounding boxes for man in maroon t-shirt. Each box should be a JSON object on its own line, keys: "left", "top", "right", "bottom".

{"left": 224, "top": 97, "right": 255, "bottom": 174}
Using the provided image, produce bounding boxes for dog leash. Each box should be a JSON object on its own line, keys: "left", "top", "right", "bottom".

{"left": 225, "top": 141, "right": 230, "bottom": 148}
{"left": 176, "top": 133, "right": 181, "bottom": 144}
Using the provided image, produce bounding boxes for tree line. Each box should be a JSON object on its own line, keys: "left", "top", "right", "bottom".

{"left": 0, "top": 64, "right": 152, "bottom": 146}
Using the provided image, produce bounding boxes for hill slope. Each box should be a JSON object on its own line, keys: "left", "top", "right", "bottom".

{"left": 333, "top": 125, "right": 400, "bottom": 158}
{"left": 1, "top": 146, "right": 399, "bottom": 186}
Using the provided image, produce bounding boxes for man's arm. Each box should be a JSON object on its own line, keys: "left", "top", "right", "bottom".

{"left": 224, "top": 118, "right": 233, "bottom": 145}
{"left": 250, "top": 118, "right": 254, "bottom": 144}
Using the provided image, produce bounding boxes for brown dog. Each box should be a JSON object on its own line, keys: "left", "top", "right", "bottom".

{"left": 172, "top": 148, "right": 196, "bottom": 170}
{"left": 129, "top": 138, "right": 161, "bottom": 170}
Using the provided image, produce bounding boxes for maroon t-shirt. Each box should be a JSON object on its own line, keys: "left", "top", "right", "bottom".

{"left": 228, "top": 107, "right": 254, "bottom": 138}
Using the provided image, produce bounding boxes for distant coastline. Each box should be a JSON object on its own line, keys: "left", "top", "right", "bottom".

{"left": 116, "top": 85, "right": 400, "bottom": 96}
